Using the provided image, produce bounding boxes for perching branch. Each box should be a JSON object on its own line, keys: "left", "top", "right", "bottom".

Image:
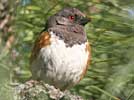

{"left": 13, "top": 80, "right": 84, "bottom": 100}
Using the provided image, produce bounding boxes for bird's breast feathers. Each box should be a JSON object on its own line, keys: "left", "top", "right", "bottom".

{"left": 31, "top": 31, "right": 91, "bottom": 89}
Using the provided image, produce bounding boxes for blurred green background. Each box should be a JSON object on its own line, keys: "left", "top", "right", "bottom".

{"left": 0, "top": 0, "right": 134, "bottom": 100}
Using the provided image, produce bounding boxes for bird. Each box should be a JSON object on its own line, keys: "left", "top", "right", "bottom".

{"left": 30, "top": 7, "right": 91, "bottom": 91}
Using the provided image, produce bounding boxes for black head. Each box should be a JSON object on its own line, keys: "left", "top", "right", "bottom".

{"left": 46, "top": 7, "right": 91, "bottom": 47}
{"left": 47, "top": 7, "right": 91, "bottom": 28}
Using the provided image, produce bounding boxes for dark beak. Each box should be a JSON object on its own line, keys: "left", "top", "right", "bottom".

{"left": 79, "top": 17, "right": 91, "bottom": 25}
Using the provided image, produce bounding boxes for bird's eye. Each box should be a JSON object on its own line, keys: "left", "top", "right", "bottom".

{"left": 68, "top": 15, "right": 75, "bottom": 21}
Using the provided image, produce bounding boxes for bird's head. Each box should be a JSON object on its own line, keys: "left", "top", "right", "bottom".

{"left": 47, "top": 7, "right": 91, "bottom": 28}
{"left": 45, "top": 7, "right": 91, "bottom": 47}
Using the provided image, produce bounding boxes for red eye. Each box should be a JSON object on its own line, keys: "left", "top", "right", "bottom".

{"left": 68, "top": 16, "right": 75, "bottom": 20}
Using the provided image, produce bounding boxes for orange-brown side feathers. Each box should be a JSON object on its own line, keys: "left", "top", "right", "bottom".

{"left": 30, "top": 32, "right": 51, "bottom": 63}
{"left": 79, "top": 42, "right": 91, "bottom": 81}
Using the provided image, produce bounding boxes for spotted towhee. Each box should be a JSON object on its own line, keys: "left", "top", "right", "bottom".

{"left": 30, "top": 7, "right": 91, "bottom": 90}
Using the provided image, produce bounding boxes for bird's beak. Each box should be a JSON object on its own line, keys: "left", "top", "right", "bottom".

{"left": 79, "top": 17, "right": 91, "bottom": 25}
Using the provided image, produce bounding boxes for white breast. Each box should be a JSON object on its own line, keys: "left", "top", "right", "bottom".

{"left": 31, "top": 31, "right": 89, "bottom": 89}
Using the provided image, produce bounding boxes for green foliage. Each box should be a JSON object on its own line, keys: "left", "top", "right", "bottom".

{"left": 0, "top": 0, "right": 134, "bottom": 100}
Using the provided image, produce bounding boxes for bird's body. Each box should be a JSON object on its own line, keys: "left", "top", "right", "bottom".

{"left": 30, "top": 7, "right": 91, "bottom": 90}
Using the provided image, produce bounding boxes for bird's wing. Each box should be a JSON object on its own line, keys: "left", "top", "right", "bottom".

{"left": 30, "top": 31, "right": 51, "bottom": 63}
{"left": 79, "top": 42, "right": 91, "bottom": 81}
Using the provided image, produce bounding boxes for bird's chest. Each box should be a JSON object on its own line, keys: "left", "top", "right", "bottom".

{"left": 33, "top": 33, "right": 89, "bottom": 88}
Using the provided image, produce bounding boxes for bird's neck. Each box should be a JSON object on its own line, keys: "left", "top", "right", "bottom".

{"left": 48, "top": 25, "right": 87, "bottom": 47}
